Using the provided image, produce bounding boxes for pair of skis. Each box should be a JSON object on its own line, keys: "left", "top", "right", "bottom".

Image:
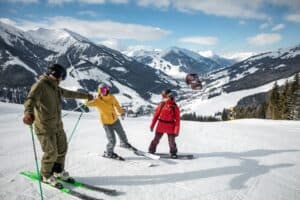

{"left": 20, "top": 171, "right": 118, "bottom": 200}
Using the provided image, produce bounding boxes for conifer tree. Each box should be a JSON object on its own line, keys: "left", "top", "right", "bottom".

{"left": 267, "top": 82, "right": 281, "bottom": 119}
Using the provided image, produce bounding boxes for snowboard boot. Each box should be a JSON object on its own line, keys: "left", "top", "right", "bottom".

{"left": 170, "top": 153, "right": 178, "bottom": 159}
{"left": 42, "top": 175, "right": 63, "bottom": 189}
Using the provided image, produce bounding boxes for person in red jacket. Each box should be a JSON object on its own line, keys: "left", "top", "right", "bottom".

{"left": 149, "top": 89, "right": 180, "bottom": 158}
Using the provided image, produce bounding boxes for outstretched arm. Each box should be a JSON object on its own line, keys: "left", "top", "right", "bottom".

{"left": 60, "top": 87, "right": 92, "bottom": 100}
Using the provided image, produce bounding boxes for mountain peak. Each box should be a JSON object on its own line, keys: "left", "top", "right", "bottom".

{"left": 25, "top": 28, "right": 89, "bottom": 53}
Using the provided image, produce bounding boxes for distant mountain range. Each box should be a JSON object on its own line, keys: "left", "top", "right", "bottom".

{"left": 179, "top": 44, "right": 300, "bottom": 116}
{"left": 124, "top": 47, "right": 232, "bottom": 79}
{"left": 0, "top": 21, "right": 177, "bottom": 110}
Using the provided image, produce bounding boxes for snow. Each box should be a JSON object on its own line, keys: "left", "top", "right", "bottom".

{"left": 25, "top": 28, "right": 89, "bottom": 54}
{"left": 0, "top": 21, "right": 28, "bottom": 46}
{"left": 181, "top": 74, "right": 296, "bottom": 116}
{"left": 0, "top": 102, "right": 300, "bottom": 200}
{"left": 3, "top": 51, "right": 37, "bottom": 76}
{"left": 231, "top": 67, "right": 259, "bottom": 82}
{"left": 274, "top": 64, "right": 287, "bottom": 70}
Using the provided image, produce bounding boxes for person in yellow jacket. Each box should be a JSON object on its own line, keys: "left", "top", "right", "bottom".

{"left": 85, "top": 84, "right": 134, "bottom": 158}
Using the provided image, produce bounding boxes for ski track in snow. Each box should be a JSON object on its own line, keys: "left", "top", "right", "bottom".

{"left": 0, "top": 102, "right": 300, "bottom": 200}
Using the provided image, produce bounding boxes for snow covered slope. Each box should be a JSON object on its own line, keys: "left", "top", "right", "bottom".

{"left": 125, "top": 47, "right": 222, "bottom": 79}
{"left": 0, "top": 102, "right": 300, "bottom": 200}
{"left": 204, "top": 44, "right": 300, "bottom": 96}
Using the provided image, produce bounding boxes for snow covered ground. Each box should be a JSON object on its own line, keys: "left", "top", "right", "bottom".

{"left": 0, "top": 102, "right": 300, "bottom": 200}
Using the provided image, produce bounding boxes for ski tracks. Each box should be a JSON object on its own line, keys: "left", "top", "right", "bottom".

{"left": 232, "top": 176, "right": 261, "bottom": 200}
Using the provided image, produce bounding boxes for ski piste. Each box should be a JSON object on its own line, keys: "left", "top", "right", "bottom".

{"left": 155, "top": 153, "right": 194, "bottom": 159}
{"left": 120, "top": 145, "right": 160, "bottom": 160}
{"left": 20, "top": 171, "right": 104, "bottom": 200}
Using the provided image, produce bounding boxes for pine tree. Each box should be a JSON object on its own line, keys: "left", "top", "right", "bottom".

{"left": 222, "top": 109, "right": 228, "bottom": 121}
{"left": 267, "top": 82, "right": 281, "bottom": 119}
{"left": 288, "top": 73, "right": 300, "bottom": 120}
{"left": 279, "top": 80, "right": 291, "bottom": 119}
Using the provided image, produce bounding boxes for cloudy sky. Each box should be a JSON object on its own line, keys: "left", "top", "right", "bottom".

{"left": 0, "top": 0, "right": 300, "bottom": 56}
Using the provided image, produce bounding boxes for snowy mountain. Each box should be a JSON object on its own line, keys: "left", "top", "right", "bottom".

{"left": 179, "top": 45, "right": 300, "bottom": 116}
{"left": 125, "top": 47, "right": 222, "bottom": 79}
{"left": 0, "top": 21, "right": 178, "bottom": 110}
{"left": 205, "top": 44, "right": 300, "bottom": 95}
{"left": 1, "top": 102, "right": 300, "bottom": 200}
{"left": 198, "top": 50, "right": 236, "bottom": 67}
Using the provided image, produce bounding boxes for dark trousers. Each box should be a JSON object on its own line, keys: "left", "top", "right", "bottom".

{"left": 149, "top": 132, "right": 177, "bottom": 154}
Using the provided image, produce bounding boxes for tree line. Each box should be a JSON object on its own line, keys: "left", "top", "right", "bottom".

{"left": 234, "top": 73, "right": 300, "bottom": 120}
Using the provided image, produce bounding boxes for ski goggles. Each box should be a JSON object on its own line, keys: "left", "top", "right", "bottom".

{"left": 100, "top": 86, "right": 109, "bottom": 94}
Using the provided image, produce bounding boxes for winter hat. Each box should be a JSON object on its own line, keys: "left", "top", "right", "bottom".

{"left": 162, "top": 89, "right": 173, "bottom": 98}
{"left": 46, "top": 64, "right": 67, "bottom": 80}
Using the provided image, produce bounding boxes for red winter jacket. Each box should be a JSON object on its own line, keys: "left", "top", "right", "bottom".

{"left": 150, "top": 99, "right": 180, "bottom": 135}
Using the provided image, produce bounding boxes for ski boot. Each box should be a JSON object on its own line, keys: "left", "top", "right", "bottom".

{"left": 42, "top": 175, "right": 63, "bottom": 189}
{"left": 103, "top": 151, "right": 125, "bottom": 161}
{"left": 53, "top": 170, "right": 75, "bottom": 183}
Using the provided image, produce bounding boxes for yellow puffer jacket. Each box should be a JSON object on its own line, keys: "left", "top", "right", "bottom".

{"left": 86, "top": 94, "right": 123, "bottom": 125}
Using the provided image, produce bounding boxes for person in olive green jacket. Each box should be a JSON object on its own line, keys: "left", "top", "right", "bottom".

{"left": 23, "top": 64, "right": 93, "bottom": 187}
{"left": 85, "top": 83, "right": 134, "bottom": 159}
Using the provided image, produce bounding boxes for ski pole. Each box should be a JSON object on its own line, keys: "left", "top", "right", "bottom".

{"left": 68, "top": 112, "right": 83, "bottom": 144}
{"left": 29, "top": 125, "right": 44, "bottom": 200}
{"left": 62, "top": 103, "right": 86, "bottom": 118}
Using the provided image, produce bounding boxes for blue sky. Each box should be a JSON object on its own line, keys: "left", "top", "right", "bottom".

{"left": 1, "top": 0, "right": 300, "bottom": 57}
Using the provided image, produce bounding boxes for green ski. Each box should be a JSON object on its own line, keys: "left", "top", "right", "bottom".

{"left": 20, "top": 171, "right": 103, "bottom": 200}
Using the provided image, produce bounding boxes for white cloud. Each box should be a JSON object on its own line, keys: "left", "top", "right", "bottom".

{"left": 48, "top": 0, "right": 127, "bottom": 5}
{"left": 178, "top": 36, "right": 218, "bottom": 46}
{"left": 99, "top": 39, "right": 124, "bottom": 51}
{"left": 239, "top": 20, "right": 246, "bottom": 25}
{"left": 78, "top": 0, "right": 105, "bottom": 4}
{"left": 48, "top": 0, "right": 73, "bottom": 5}
{"left": 137, "top": 0, "right": 170, "bottom": 9}
{"left": 259, "top": 22, "right": 270, "bottom": 29}
{"left": 77, "top": 10, "right": 98, "bottom": 17}
{"left": 198, "top": 50, "right": 215, "bottom": 58}
{"left": 110, "top": 0, "right": 128, "bottom": 3}
{"left": 12, "top": 17, "right": 171, "bottom": 41}
{"left": 221, "top": 51, "right": 256, "bottom": 61}
{"left": 0, "top": 18, "right": 17, "bottom": 26}
{"left": 172, "top": 0, "right": 268, "bottom": 19}
{"left": 285, "top": 13, "right": 300, "bottom": 23}
{"left": 2, "top": 0, "right": 38, "bottom": 3}
{"left": 271, "top": 23, "right": 285, "bottom": 31}
{"left": 247, "top": 33, "right": 281, "bottom": 46}
{"left": 269, "top": 0, "right": 300, "bottom": 10}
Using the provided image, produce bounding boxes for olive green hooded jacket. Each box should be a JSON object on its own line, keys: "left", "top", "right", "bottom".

{"left": 24, "top": 75, "right": 90, "bottom": 134}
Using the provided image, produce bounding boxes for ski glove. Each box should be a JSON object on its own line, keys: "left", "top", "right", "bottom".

{"left": 23, "top": 114, "right": 34, "bottom": 125}
{"left": 87, "top": 94, "right": 94, "bottom": 101}
{"left": 121, "top": 113, "right": 125, "bottom": 120}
